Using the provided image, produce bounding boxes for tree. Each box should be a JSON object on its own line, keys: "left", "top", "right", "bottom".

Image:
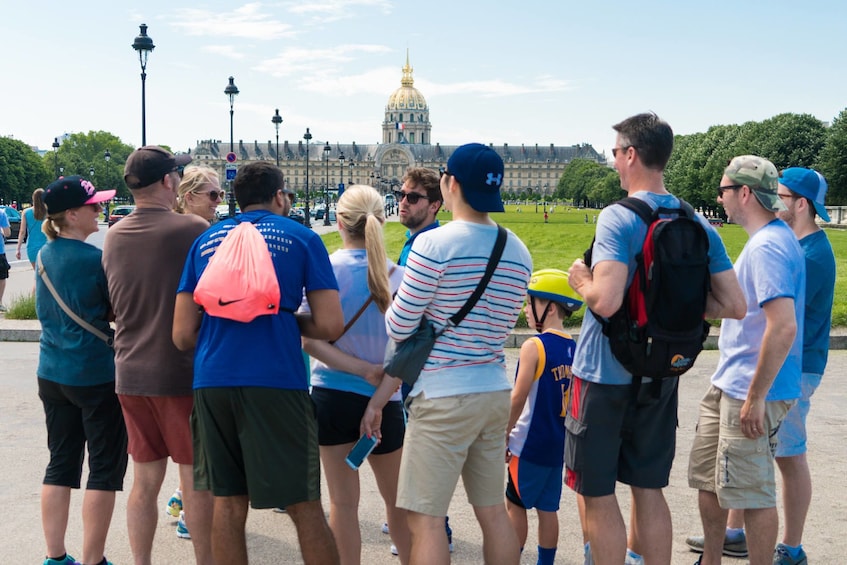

{"left": 557, "top": 159, "right": 616, "bottom": 207}
{"left": 43, "top": 131, "right": 136, "bottom": 200}
{"left": 817, "top": 108, "right": 847, "bottom": 205}
{"left": 0, "top": 137, "right": 51, "bottom": 206}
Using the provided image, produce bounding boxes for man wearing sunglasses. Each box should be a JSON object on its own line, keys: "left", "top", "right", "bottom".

{"left": 397, "top": 167, "right": 442, "bottom": 267}
{"left": 689, "top": 155, "right": 805, "bottom": 565}
{"left": 102, "top": 146, "right": 213, "bottom": 564}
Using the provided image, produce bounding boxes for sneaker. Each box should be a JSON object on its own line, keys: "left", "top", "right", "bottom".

{"left": 685, "top": 532, "right": 748, "bottom": 558}
{"left": 381, "top": 522, "right": 390, "bottom": 534}
{"left": 445, "top": 516, "right": 453, "bottom": 553}
{"left": 165, "top": 489, "right": 183, "bottom": 518}
{"left": 43, "top": 555, "right": 76, "bottom": 565}
{"left": 176, "top": 510, "right": 191, "bottom": 539}
{"left": 390, "top": 544, "right": 398, "bottom": 556}
{"left": 624, "top": 549, "right": 644, "bottom": 565}
{"left": 273, "top": 507, "right": 287, "bottom": 513}
{"left": 773, "top": 543, "right": 808, "bottom": 565}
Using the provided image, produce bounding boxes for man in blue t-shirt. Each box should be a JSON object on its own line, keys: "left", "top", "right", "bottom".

{"left": 566, "top": 113, "right": 746, "bottom": 565}
{"left": 173, "top": 161, "right": 344, "bottom": 564}
{"left": 688, "top": 155, "right": 805, "bottom": 565}
{"left": 0, "top": 207, "right": 10, "bottom": 311}
{"left": 397, "top": 166, "right": 442, "bottom": 267}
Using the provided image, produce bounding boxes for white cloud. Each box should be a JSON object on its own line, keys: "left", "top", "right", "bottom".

{"left": 253, "top": 44, "right": 392, "bottom": 79}
{"left": 169, "top": 3, "right": 296, "bottom": 39}
{"left": 202, "top": 45, "right": 247, "bottom": 60}
{"left": 285, "top": 0, "right": 392, "bottom": 23}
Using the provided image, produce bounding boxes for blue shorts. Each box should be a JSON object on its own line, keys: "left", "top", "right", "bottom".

{"left": 505, "top": 456, "right": 563, "bottom": 512}
{"left": 775, "top": 373, "right": 821, "bottom": 458}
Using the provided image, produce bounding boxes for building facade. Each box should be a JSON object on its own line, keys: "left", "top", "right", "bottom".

{"left": 192, "top": 53, "right": 605, "bottom": 201}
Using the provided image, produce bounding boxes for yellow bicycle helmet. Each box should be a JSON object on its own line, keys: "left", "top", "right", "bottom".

{"left": 528, "top": 268, "right": 583, "bottom": 312}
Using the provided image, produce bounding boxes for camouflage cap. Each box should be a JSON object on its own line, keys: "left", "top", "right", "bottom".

{"left": 724, "top": 155, "right": 786, "bottom": 212}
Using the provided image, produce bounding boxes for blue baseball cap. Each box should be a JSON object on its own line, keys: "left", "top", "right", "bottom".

{"left": 778, "top": 167, "right": 830, "bottom": 222}
{"left": 446, "top": 143, "right": 505, "bottom": 213}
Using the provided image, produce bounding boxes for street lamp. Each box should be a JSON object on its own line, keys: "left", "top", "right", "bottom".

{"left": 303, "top": 128, "right": 312, "bottom": 228}
{"left": 348, "top": 160, "right": 355, "bottom": 186}
{"left": 323, "top": 142, "right": 331, "bottom": 226}
{"left": 338, "top": 152, "right": 345, "bottom": 198}
{"left": 104, "top": 150, "right": 112, "bottom": 215}
{"left": 131, "top": 24, "right": 155, "bottom": 146}
{"left": 271, "top": 108, "right": 283, "bottom": 168}
{"left": 52, "top": 138, "right": 60, "bottom": 178}
{"left": 224, "top": 76, "right": 240, "bottom": 218}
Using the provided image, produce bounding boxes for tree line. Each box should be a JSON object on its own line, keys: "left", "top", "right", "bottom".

{"left": 555, "top": 109, "right": 847, "bottom": 213}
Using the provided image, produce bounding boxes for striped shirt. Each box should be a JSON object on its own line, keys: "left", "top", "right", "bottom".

{"left": 386, "top": 221, "right": 532, "bottom": 399}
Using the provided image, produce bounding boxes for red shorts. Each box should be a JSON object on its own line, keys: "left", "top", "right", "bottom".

{"left": 119, "top": 394, "right": 194, "bottom": 464}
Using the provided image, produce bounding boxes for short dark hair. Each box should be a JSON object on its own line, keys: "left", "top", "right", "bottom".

{"left": 402, "top": 167, "right": 442, "bottom": 203}
{"left": 233, "top": 162, "right": 283, "bottom": 209}
{"left": 612, "top": 112, "right": 674, "bottom": 171}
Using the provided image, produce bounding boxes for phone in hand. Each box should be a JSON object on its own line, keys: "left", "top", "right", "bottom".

{"left": 345, "top": 433, "right": 379, "bottom": 470}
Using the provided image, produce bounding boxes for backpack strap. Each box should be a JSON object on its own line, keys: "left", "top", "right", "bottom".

{"left": 615, "top": 197, "right": 655, "bottom": 225}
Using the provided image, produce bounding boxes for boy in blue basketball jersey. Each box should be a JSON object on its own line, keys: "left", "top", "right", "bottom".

{"left": 506, "top": 269, "right": 582, "bottom": 565}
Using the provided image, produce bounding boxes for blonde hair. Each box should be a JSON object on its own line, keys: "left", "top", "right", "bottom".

{"left": 336, "top": 185, "right": 391, "bottom": 312}
{"left": 176, "top": 166, "right": 220, "bottom": 213}
{"left": 42, "top": 210, "right": 68, "bottom": 241}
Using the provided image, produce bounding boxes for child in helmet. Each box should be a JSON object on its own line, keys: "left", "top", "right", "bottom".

{"left": 506, "top": 268, "right": 582, "bottom": 565}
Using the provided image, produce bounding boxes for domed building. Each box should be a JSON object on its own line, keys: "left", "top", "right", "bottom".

{"left": 192, "top": 54, "right": 604, "bottom": 203}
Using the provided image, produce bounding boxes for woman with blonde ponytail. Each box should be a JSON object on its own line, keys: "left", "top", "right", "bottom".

{"left": 301, "top": 184, "right": 411, "bottom": 564}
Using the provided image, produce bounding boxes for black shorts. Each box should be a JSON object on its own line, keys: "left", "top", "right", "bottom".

{"left": 193, "top": 387, "right": 321, "bottom": 508}
{"left": 564, "top": 376, "right": 678, "bottom": 497}
{"left": 0, "top": 253, "right": 9, "bottom": 279}
{"left": 311, "top": 386, "right": 405, "bottom": 455}
{"left": 38, "top": 378, "right": 128, "bottom": 491}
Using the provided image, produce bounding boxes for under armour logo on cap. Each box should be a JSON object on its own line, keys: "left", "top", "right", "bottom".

{"left": 486, "top": 173, "right": 502, "bottom": 187}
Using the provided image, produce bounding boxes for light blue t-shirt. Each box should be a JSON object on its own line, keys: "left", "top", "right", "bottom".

{"left": 572, "top": 192, "right": 735, "bottom": 386}
{"left": 0, "top": 209, "right": 9, "bottom": 244}
{"left": 36, "top": 238, "right": 115, "bottom": 386}
{"left": 303, "top": 248, "right": 404, "bottom": 399}
{"left": 712, "top": 219, "right": 805, "bottom": 401}
{"left": 798, "top": 230, "right": 834, "bottom": 375}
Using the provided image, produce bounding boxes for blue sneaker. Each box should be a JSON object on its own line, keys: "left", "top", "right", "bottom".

{"left": 773, "top": 543, "right": 808, "bottom": 565}
{"left": 43, "top": 555, "right": 76, "bottom": 565}
{"left": 445, "top": 516, "right": 453, "bottom": 553}
{"left": 165, "top": 489, "right": 183, "bottom": 518}
{"left": 176, "top": 510, "right": 191, "bottom": 539}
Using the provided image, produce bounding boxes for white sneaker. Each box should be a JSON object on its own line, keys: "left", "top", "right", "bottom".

{"left": 381, "top": 522, "right": 390, "bottom": 534}
{"left": 390, "top": 544, "right": 398, "bottom": 556}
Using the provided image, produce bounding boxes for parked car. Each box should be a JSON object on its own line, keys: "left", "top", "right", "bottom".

{"left": 1, "top": 205, "right": 22, "bottom": 241}
{"left": 708, "top": 218, "right": 724, "bottom": 228}
{"left": 215, "top": 204, "right": 241, "bottom": 220}
{"left": 314, "top": 209, "right": 336, "bottom": 222}
{"left": 108, "top": 205, "right": 136, "bottom": 227}
{"left": 287, "top": 208, "right": 305, "bottom": 224}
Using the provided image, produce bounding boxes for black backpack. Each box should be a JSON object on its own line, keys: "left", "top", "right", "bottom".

{"left": 585, "top": 197, "right": 711, "bottom": 378}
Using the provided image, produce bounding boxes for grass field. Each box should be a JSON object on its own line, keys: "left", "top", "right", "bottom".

{"left": 321, "top": 204, "right": 847, "bottom": 327}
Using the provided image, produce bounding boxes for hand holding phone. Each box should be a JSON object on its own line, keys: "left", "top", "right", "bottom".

{"left": 345, "top": 433, "right": 379, "bottom": 470}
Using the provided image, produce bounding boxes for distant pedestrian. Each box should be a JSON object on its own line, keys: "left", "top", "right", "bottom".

{"left": 37, "top": 176, "right": 126, "bottom": 565}
{"left": 0, "top": 206, "right": 10, "bottom": 311}
{"left": 16, "top": 188, "right": 48, "bottom": 269}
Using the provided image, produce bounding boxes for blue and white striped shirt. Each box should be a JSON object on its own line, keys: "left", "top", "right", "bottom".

{"left": 386, "top": 221, "right": 532, "bottom": 399}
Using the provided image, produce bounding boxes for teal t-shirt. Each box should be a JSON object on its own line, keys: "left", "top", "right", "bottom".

{"left": 36, "top": 238, "right": 115, "bottom": 386}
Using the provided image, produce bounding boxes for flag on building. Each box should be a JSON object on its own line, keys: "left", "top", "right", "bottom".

{"left": 395, "top": 122, "right": 404, "bottom": 130}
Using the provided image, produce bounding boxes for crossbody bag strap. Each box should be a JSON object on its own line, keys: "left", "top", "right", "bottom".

{"left": 448, "top": 225, "right": 507, "bottom": 328}
{"left": 330, "top": 265, "right": 398, "bottom": 345}
{"left": 36, "top": 252, "right": 113, "bottom": 347}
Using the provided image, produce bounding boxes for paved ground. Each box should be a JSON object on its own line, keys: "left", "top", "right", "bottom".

{"left": 2, "top": 343, "right": 845, "bottom": 564}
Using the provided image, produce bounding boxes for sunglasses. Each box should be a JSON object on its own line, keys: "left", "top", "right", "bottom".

{"left": 174, "top": 165, "right": 186, "bottom": 179}
{"left": 611, "top": 145, "right": 634, "bottom": 158}
{"left": 717, "top": 184, "right": 743, "bottom": 197}
{"left": 438, "top": 166, "right": 453, "bottom": 180}
{"left": 195, "top": 190, "right": 225, "bottom": 202}
{"left": 397, "top": 191, "right": 429, "bottom": 205}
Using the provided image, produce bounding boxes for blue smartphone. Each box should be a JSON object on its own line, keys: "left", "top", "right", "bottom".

{"left": 345, "top": 433, "right": 379, "bottom": 470}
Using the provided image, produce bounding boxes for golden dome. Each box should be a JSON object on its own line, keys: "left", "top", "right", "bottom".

{"left": 386, "top": 51, "right": 427, "bottom": 111}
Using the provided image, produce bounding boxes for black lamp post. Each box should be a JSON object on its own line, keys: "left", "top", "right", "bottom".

{"left": 323, "top": 142, "right": 331, "bottom": 226}
{"left": 224, "top": 76, "right": 239, "bottom": 218}
{"left": 303, "top": 128, "right": 312, "bottom": 228}
{"left": 338, "top": 152, "right": 345, "bottom": 198}
{"left": 52, "top": 138, "right": 60, "bottom": 178}
{"left": 89, "top": 166, "right": 95, "bottom": 184}
{"left": 348, "top": 160, "right": 355, "bottom": 186}
{"left": 104, "top": 150, "right": 112, "bottom": 215}
{"left": 131, "top": 24, "right": 155, "bottom": 146}
{"left": 272, "top": 108, "right": 283, "bottom": 168}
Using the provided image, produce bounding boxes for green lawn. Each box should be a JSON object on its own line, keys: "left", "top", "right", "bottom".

{"left": 321, "top": 204, "right": 847, "bottom": 327}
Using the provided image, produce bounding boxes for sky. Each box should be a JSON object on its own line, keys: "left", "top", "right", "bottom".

{"left": 2, "top": 0, "right": 845, "bottom": 161}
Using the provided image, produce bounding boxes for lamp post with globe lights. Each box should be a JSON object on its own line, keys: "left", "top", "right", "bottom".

{"left": 272, "top": 108, "right": 283, "bottom": 169}
{"left": 323, "top": 142, "right": 331, "bottom": 226}
{"left": 131, "top": 24, "right": 155, "bottom": 146}
{"left": 224, "top": 76, "right": 240, "bottom": 218}
{"left": 303, "top": 128, "right": 312, "bottom": 228}
{"left": 52, "top": 138, "right": 60, "bottom": 178}
{"left": 338, "top": 152, "right": 345, "bottom": 198}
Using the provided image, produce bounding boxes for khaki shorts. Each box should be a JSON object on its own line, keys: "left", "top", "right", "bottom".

{"left": 688, "top": 385, "right": 793, "bottom": 509}
{"left": 397, "top": 390, "right": 510, "bottom": 516}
